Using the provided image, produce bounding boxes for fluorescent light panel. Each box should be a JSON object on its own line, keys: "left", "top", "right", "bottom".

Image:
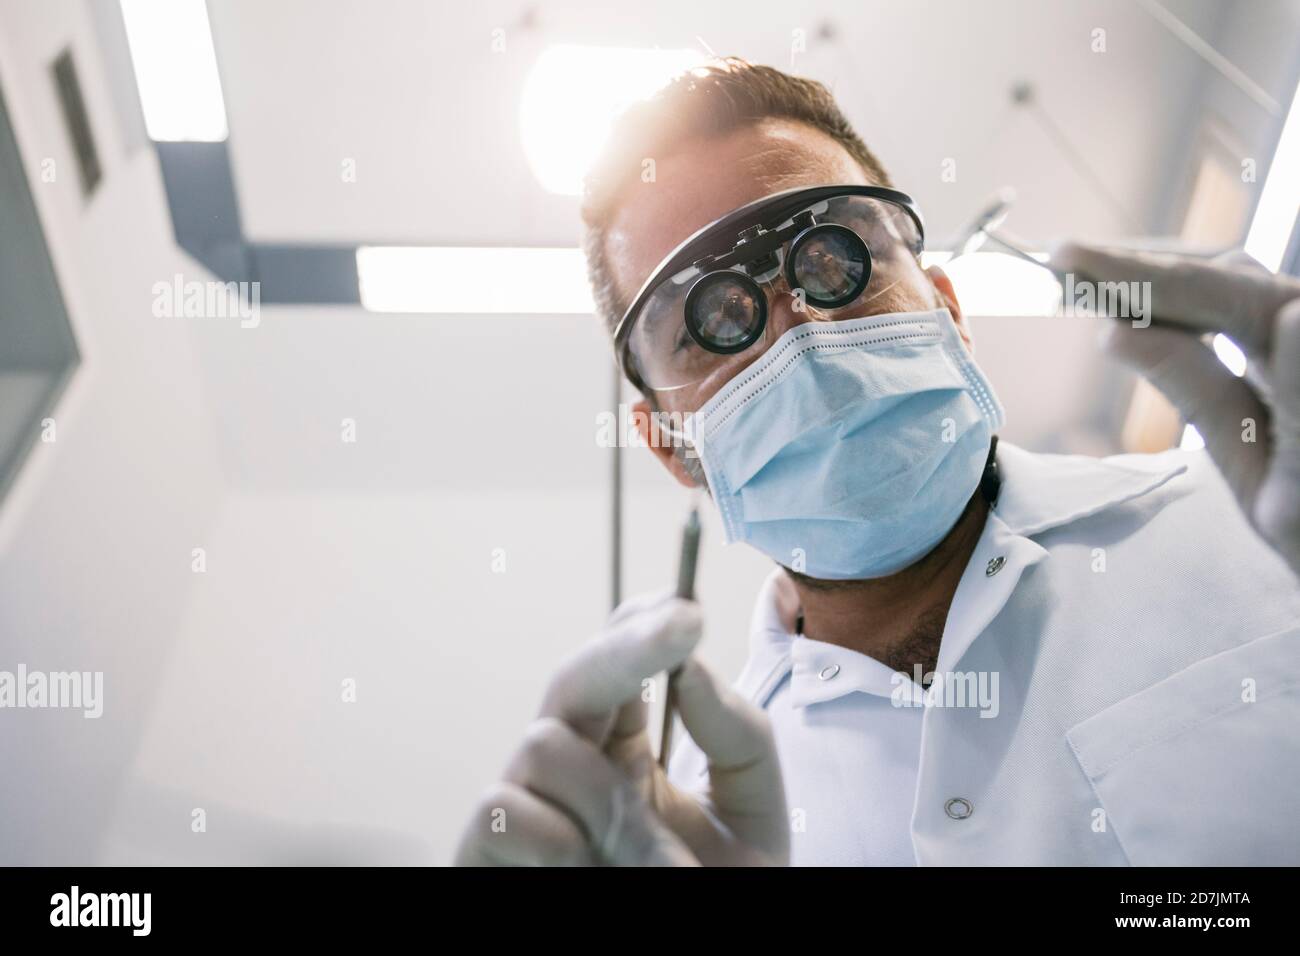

{"left": 1245, "top": 77, "right": 1300, "bottom": 271}
{"left": 120, "top": 0, "right": 228, "bottom": 141}
{"left": 923, "top": 251, "right": 1061, "bottom": 316}
{"left": 357, "top": 246, "right": 594, "bottom": 314}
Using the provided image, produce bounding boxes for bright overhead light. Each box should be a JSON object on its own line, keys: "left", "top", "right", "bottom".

{"left": 120, "top": 0, "right": 228, "bottom": 142}
{"left": 356, "top": 246, "right": 595, "bottom": 314}
{"left": 520, "top": 45, "right": 702, "bottom": 196}
{"left": 923, "top": 251, "right": 1061, "bottom": 316}
{"left": 1244, "top": 77, "right": 1300, "bottom": 271}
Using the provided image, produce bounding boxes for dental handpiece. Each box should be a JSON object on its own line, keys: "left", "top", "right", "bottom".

{"left": 657, "top": 502, "right": 701, "bottom": 770}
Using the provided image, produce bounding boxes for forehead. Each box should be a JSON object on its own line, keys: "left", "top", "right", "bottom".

{"left": 602, "top": 118, "right": 873, "bottom": 312}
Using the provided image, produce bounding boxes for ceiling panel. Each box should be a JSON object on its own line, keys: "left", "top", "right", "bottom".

{"left": 208, "top": 0, "right": 1255, "bottom": 249}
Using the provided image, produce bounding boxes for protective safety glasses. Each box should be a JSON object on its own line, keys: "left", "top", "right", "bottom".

{"left": 613, "top": 185, "right": 925, "bottom": 392}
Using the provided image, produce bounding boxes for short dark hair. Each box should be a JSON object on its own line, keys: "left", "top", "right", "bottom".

{"left": 580, "top": 57, "right": 893, "bottom": 342}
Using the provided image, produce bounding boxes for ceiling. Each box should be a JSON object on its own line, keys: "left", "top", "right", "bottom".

{"left": 203, "top": 0, "right": 1295, "bottom": 250}
{"left": 139, "top": 0, "right": 1300, "bottom": 492}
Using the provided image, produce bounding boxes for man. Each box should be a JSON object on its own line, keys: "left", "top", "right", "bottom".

{"left": 456, "top": 59, "right": 1300, "bottom": 866}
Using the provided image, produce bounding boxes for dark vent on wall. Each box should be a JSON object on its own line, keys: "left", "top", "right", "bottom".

{"left": 51, "top": 48, "right": 101, "bottom": 197}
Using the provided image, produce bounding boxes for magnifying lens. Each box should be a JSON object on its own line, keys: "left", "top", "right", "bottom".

{"left": 681, "top": 219, "right": 873, "bottom": 355}
{"left": 683, "top": 271, "right": 767, "bottom": 354}
{"left": 784, "top": 222, "right": 872, "bottom": 308}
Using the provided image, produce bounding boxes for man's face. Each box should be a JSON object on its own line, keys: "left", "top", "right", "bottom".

{"left": 604, "top": 117, "right": 961, "bottom": 427}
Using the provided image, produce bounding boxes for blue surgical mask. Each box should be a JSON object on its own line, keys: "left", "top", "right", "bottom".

{"left": 688, "top": 307, "right": 1004, "bottom": 580}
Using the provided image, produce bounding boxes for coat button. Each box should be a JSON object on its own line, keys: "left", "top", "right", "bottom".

{"left": 945, "top": 797, "right": 974, "bottom": 820}
{"left": 985, "top": 556, "right": 1006, "bottom": 577}
{"left": 819, "top": 664, "right": 841, "bottom": 681}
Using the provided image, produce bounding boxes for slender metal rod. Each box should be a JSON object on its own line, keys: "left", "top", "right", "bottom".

{"left": 1137, "top": 0, "right": 1280, "bottom": 118}
{"left": 658, "top": 505, "right": 701, "bottom": 769}
{"left": 610, "top": 359, "right": 623, "bottom": 612}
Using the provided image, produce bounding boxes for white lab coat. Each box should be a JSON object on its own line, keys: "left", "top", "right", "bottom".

{"left": 670, "top": 442, "right": 1300, "bottom": 865}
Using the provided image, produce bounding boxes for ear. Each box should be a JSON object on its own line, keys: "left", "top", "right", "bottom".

{"left": 632, "top": 398, "right": 698, "bottom": 489}
{"left": 926, "top": 264, "right": 974, "bottom": 353}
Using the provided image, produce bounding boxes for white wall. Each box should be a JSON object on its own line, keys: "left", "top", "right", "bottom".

{"left": 0, "top": 0, "right": 227, "bottom": 863}
{"left": 100, "top": 487, "right": 773, "bottom": 864}
{"left": 96, "top": 299, "right": 774, "bottom": 863}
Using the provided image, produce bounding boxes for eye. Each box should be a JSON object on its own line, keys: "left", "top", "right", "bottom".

{"left": 673, "top": 324, "right": 697, "bottom": 354}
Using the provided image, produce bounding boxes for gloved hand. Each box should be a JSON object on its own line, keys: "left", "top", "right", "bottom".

{"left": 453, "top": 592, "right": 789, "bottom": 866}
{"left": 1050, "top": 242, "right": 1300, "bottom": 577}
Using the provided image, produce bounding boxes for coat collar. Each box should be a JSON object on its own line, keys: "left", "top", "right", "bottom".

{"left": 734, "top": 442, "right": 1189, "bottom": 704}
{"left": 992, "top": 442, "right": 1187, "bottom": 538}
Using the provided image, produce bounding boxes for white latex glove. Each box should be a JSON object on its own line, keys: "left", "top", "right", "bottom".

{"left": 453, "top": 592, "right": 789, "bottom": 866}
{"left": 1050, "top": 241, "right": 1300, "bottom": 577}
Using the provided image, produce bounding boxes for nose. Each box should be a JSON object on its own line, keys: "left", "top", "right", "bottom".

{"left": 765, "top": 288, "right": 820, "bottom": 340}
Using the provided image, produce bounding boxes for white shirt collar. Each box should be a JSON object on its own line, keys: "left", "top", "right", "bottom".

{"left": 733, "top": 442, "right": 1188, "bottom": 706}
{"left": 992, "top": 442, "right": 1187, "bottom": 537}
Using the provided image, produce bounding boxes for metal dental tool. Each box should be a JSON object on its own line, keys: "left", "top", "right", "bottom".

{"left": 657, "top": 497, "right": 701, "bottom": 770}
{"left": 947, "top": 188, "right": 1051, "bottom": 272}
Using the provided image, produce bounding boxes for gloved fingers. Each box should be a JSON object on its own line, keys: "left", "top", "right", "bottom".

{"left": 600, "top": 694, "right": 657, "bottom": 798}
{"left": 602, "top": 606, "right": 684, "bottom": 752}
{"left": 1200, "top": 249, "right": 1278, "bottom": 412}
{"left": 505, "top": 717, "right": 698, "bottom": 866}
{"left": 539, "top": 596, "right": 702, "bottom": 745}
{"left": 603, "top": 588, "right": 674, "bottom": 629}
{"left": 1211, "top": 249, "right": 1272, "bottom": 272}
{"left": 600, "top": 589, "right": 678, "bottom": 750}
{"left": 453, "top": 782, "right": 596, "bottom": 866}
{"left": 1269, "top": 298, "right": 1300, "bottom": 437}
{"left": 670, "top": 657, "right": 790, "bottom": 860}
{"left": 1050, "top": 240, "right": 1300, "bottom": 366}
{"left": 605, "top": 693, "right": 652, "bottom": 762}
{"left": 1253, "top": 299, "right": 1300, "bottom": 575}
{"left": 1102, "top": 321, "right": 1270, "bottom": 505}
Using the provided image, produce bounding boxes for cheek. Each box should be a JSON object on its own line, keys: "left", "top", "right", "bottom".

{"left": 879, "top": 260, "right": 940, "bottom": 311}
{"left": 832, "top": 279, "right": 936, "bottom": 324}
{"left": 676, "top": 350, "right": 767, "bottom": 411}
{"left": 660, "top": 383, "right": 710, "bottom": 418}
